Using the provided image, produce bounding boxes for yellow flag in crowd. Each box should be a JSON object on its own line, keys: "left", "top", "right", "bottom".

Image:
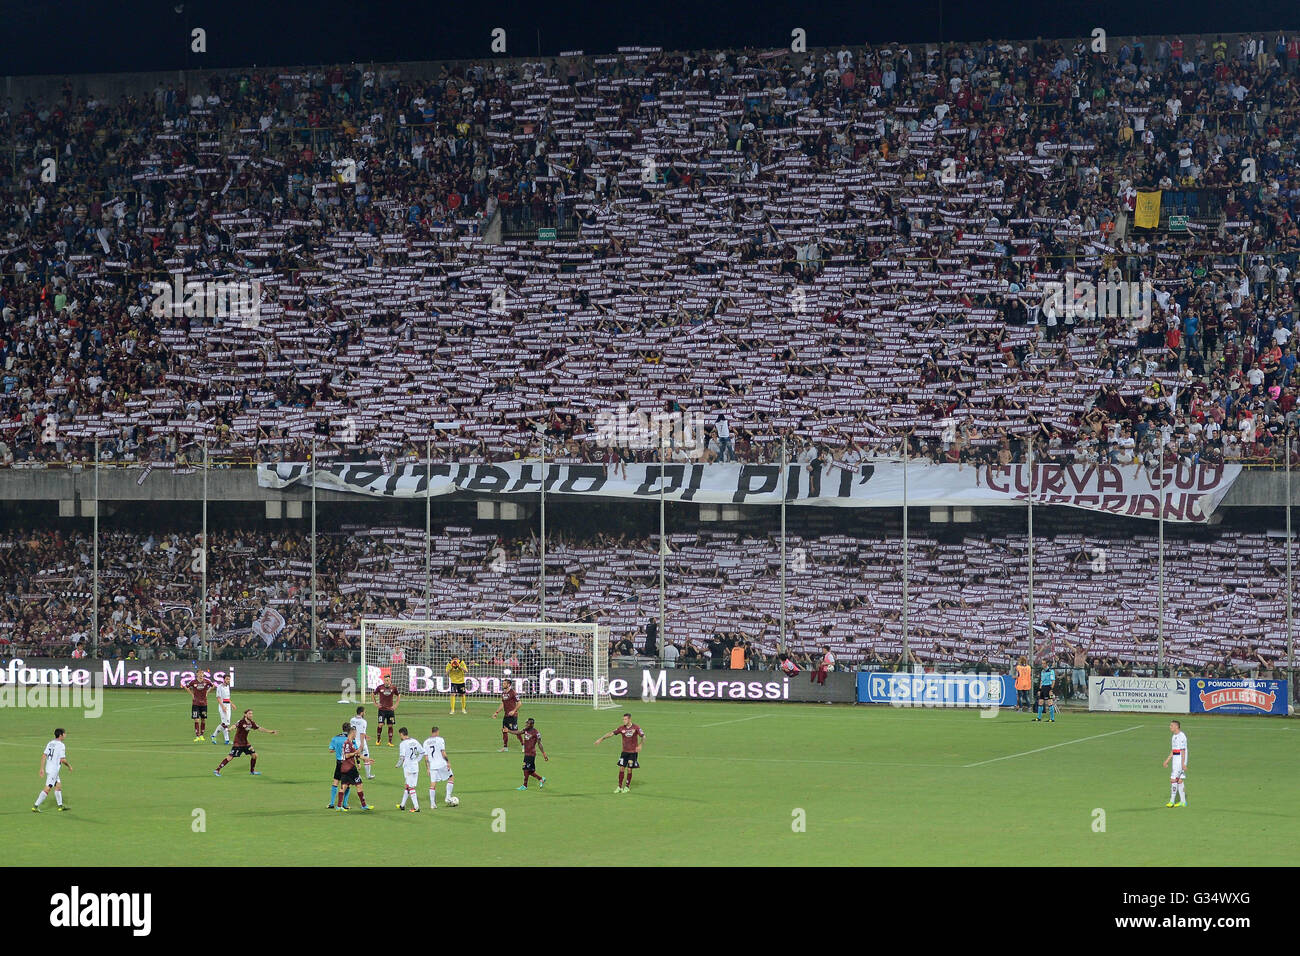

{"left": 1133, "top": 190, "right": 1162, "bottom": 229}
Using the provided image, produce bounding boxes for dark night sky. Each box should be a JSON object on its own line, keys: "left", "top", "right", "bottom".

{"left": 2, "top": 0, "right": 1299, "bottom": 77}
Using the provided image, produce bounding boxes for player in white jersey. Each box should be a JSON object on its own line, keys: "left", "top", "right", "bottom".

{"left": 34, "top": 728, "right": 72, "bottom": 812}
{"left": 210, "top": 674, "right": 233, "bottom": 745}
{"left": 422, "top": 725, "right": 455, "bottom": 809}
{"left": 395, "top": 727, "right": 425, "bottom": 812}
{"left": 1162, "top": 719, "right": 1189, "bottom": 808}
{"left": 350, "top": 706, "right": 375, "bottom": 779}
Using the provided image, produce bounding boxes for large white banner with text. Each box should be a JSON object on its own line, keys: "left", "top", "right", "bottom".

{"left": 257, "top": 460, "right": 1240, "bottom": 523}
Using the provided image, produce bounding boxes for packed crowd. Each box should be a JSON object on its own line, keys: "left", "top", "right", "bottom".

{"left": 4, "top": 34, "right": 1300, "bottom": 472}
{"left": 0, "top": 511, "right": 1289, "bottom": 678}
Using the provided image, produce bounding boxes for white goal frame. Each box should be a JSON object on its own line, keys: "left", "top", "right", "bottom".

{"left": 360, "top": 618, "right": 614, "bottom": 710}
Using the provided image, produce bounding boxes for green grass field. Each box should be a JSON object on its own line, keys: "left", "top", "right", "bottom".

{"left": 3, "top": 692, "right": 1296, "bottom": 865}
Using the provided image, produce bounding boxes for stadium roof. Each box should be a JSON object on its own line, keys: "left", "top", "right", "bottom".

{"left": 3, "top": 0, "right": 1296, "bottom": 78}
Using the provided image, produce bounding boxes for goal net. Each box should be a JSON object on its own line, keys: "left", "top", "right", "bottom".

{"left": 360, "top": 619, "right": 615, "bottom": 710}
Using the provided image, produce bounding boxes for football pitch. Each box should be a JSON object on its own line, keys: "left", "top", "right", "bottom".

{"left": 4, "top": 692, "right": 1296, "bottom": 866}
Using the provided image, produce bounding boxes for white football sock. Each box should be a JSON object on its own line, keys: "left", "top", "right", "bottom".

{"left": 55, "top": 791, "right": 63, "bottom": 806}
{"left": 444, "top": 781, "right": 454, "bottom": 801}
{"left": 1177, "top": 782, "right": 1186, "bottom": 801}
{"left": 428, "top": 787, "right": 437, "bottom": 808}
{"left": 35, "top": 791, "right": 47, "bottom": 806}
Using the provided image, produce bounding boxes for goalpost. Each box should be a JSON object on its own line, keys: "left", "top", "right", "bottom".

{"left": 359, "top": 619, "right": 615, "bottom": 710}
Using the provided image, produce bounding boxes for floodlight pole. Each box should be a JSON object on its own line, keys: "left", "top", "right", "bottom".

{"left": 902, "top": 433, "right": 910, "bottom": 668}
{"left": 92, "top": 437, "right": 99, "bottom": 658}
{"left": 539, "top": 429, "right": 547, "bottom": 626}
{"left": 780, "top": 437, "right": 788, "bottom": 651}
{"left": 1158, "top": 446, "right": 1165, "bottom": 676}
{"left": 658, "top": 436, "right": 667, "bottom": 662}
{"left": 425, "top": 437, "right": 432, "bottom": 659}
{"left": 1027, "top": 435, "right": 1035, "bottom": 662}
{"left": 310, "top": 436, "right": 317, "bottom": 659}
{"left": 202, "top": 436, "right": 209, "bottom": 661}
{"left": 1288, "top": 432, "right": 1294, "bottom": 695}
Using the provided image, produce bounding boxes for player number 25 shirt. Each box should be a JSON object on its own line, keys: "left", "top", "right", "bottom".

{"left": 399, "top": 738, "right": 424, "bottom": 773}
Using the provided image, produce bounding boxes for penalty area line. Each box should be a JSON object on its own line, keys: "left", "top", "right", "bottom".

{"left": 962, "top": 725, "right": 1144, "bottom": 768}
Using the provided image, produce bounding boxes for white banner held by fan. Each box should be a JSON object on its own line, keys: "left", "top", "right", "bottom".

{"left": 257, "top": 460, "right": 1240, "bottom": 524}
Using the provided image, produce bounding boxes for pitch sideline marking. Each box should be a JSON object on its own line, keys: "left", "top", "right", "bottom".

{"left": 962, "top": 725, "right": 1144, "bottom": 768}
{"left": 699, "top": 714, "right": 775, "bottom": 728}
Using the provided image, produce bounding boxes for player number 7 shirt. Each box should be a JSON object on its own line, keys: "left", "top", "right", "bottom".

{"left": 424, "top": 736, "right": 448, "bottom": 768}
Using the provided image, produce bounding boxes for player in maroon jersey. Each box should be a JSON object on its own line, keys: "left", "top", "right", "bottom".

{"left": 491, "top": 680, "right": 520, "bottom": 752}
{"left": 214, "top": 709, "right": 278, "bottom": 776}
{"left": 508, "top": 717, "right": 548, "bottom": 790}
{"left": 373, "top": 678, "right": 400, "bottom": 746}
{"left": 181, "top": 670, "right": 216, "bottom": 742}
{"left": 595, "top": 712, "right": 645, "bottom": 793}
{"left": 334, "top": 725, "right": 370, "bottom": 811}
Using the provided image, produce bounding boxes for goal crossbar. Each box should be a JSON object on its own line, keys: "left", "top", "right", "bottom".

{"left": 360, "top": 618, "right": 614, "bottom": 709}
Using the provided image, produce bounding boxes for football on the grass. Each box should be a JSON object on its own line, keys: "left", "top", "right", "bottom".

{"left": 446, "top": 796, "right": 460, "bottom": 806}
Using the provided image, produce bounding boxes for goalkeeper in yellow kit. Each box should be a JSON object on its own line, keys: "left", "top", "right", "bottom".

{"left": 446, "top": 657, "right": 470, "bottom": 714}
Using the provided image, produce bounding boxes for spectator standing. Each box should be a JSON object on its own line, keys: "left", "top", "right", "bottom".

{"left": 643, "top": 618, "right": 658, "bottom": 658}
{"left": 715, "top": 414, "right": 734, "bottom": 462}
{"left": 729, "top": 640, "right": 746, "bottom": 670}
{"left": 1065, "top": 640, "right": 1089, "bottom": 698}
{"left": 663, "top": 641, "right": 679, "bottom": 669}
{"left": 1014, "top": 656, "right": 1032, "bottom": 711}
{"left": 812, "top": 646, "right": 834, "bottom": 685}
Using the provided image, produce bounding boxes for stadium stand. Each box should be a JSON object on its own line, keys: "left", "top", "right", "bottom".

{"left": 3, "top": 34, "right": 1300, "bottom": 681}
{"left": 2, "top": 34, "right": 1299, "bottom": 469}
{"left": 0, "top": 511, "right": 1289, "bottom": 676}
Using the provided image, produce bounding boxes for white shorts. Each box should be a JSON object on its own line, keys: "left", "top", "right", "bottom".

{"left": 1171, "top": 756, "right": 1185, "bottom": 780}
{"left": 428, "top": 765, "right": 452, "bottom": 783}
{"left": 403, "top": 769, "right": 420, "bottom": 788}
{"left": 44, "top": 771, "right": 61, "bottom": 788}
{"left": 218, "top": 701, "right": 232, "bottom": 724}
